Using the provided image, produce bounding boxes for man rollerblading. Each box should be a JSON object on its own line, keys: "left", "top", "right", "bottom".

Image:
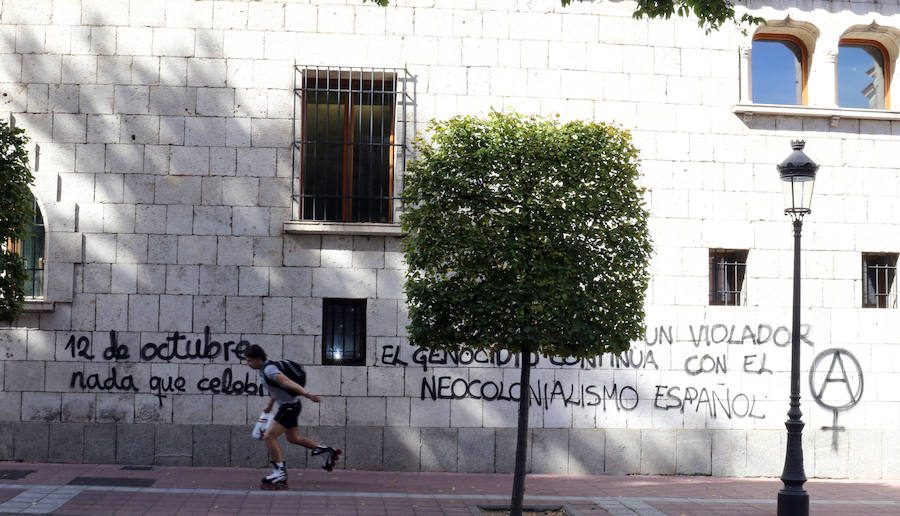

{"left": 246, "top": 344, "right": 342, "bottom": 487}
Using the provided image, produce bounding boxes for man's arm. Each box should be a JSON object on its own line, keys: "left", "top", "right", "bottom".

{"left": 275, "top": 373, "right": 322, "bottom": 403}
{"left": 263, "top": 396, "right": 275, "bottom": 413}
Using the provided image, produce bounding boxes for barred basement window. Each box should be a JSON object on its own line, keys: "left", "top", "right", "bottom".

{"left": 322, "top": 299, "right": 366, "bottom": 366}
{"left": 862, "top": 253, "right": 897, "bottom": 308}
{"left": 709, "top": 249, "right": 748, "bottom": 306}
{"left": 293, "top": 66, "right": 411, "bottom": 223}
{"left": 5, "top": 197, "right": 45, "bottom": 298}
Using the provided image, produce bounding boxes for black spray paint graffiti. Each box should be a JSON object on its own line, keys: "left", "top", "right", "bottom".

{"left": 382, "top": 346, "right": 659, "bottom": 372}
{"left": 64, "top": 328, "right": 251, "bottom": 363}
{"left": 683, "top": 353, "right": 773, "bottom": 376}
{"left": 418, "top": 375, "right": 766, "bottom": 420}
{"left": 421, "top": 376, "right": 640, "bottom": 412}
{"left": 687, "top": 324, "right": 813, "bottom": 347}
{"left": 653, "top": 385, "right": 765, "bottom": 419}
{"left": 64, "top": 329, "right": 267, "bottom": 405}
{"left": 69, "top": 366, "right": 268, "bottom": 406}
{"left": 380, "top": 321, "right": 820, "bottom": 420}
{"left": 643, "top": 324, "right": 813, "bottom": 347}
{"left": 809, "top": 348, "right": 864, "bottom": 450}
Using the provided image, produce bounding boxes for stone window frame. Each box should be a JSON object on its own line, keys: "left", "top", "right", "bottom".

{"left": 734, "top": 20, "right": 900, "bottom": 125}
{"left": 285, "top": 65, "right": 414, "bottom": 237}
{"left": 709, "top": 249, "right": 748, "bottom": 307}
{"left": 751, "top": 33, "right": 811, "bottom": 106}
{"left": 862, "top": 252, "right": 898, "bottom": 309}
{"left": 739, "top": 17, "right": 819, "bottom": 107}
{"left": 19, "top": 191, "right": 81, "bottom": 313}
{"left": 321, "top": 298, "right": 367, "bottom": 366}
{"left": 837, "top": 38, "right": 892, "bottom": 110}
{"left": 9, "top": 196, "right": 47, "bottom": 301}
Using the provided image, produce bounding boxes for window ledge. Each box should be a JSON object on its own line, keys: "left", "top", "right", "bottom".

{"left": 23, "top": 299, "right": 54, "bottom": 312}
{"left": 284, "top": 220, "right": 403, "bottom": 237}
{"left": 732, "top": 103, "right": 900, "bottom": 126}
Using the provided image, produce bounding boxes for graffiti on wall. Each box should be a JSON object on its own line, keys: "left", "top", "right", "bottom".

{"left": 377, "top": 322, "right": 821, "bottom": 421}
{"left": 64, "top": 327, "right": 267, "bottom": 405}
{"left": 809, "top": 348, "right": 864, "bottom": 449}
{"left": 58, "top": 321, "right": 865, "bottom": 428}
{"left": 381, "top": 322, "right": 865, "bottom": 428}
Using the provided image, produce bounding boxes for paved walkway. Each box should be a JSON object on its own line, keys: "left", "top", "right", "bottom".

{"left": 0, "top": 462, "right": 897, "bottom": 515}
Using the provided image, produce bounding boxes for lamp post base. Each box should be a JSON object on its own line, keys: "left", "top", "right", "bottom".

{"left": 777, "top": 489, "right": 809, "bottom": 516}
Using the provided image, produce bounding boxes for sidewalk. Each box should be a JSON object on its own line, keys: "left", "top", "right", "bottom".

{"left": 0, "top": 462, "right": 898, "bottom": 515}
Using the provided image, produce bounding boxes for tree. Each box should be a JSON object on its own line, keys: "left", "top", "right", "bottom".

{"left": 0, "top": 121, "right": 34, "bottom": 324}
{"left": 401, "top": 111, "right": 652, "bottom": 515}
{"left": 364, "top": 0, "right": 762, "bottom": 34}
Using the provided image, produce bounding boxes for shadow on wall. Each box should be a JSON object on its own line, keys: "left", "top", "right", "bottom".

{"left": 0, "top": 4, "right": 426, "bottom": 461}
{"left": 4, "top": 7, "right": 293, "bottom": 337}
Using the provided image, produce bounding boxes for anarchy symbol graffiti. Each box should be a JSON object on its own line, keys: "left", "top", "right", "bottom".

{"left": 808, "top": 348, "right": 864, "bottom": 450}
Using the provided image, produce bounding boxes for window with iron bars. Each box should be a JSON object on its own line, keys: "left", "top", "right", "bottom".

{"left": 709, "top": 249, "right": 748, "bottom": 306}
{"left": 862, "top": 253, "right": 897, "bottom": 308}
{"left": 322, "top": 298, "right": 366, "bottom": 366}
{"left": 293, "top": 66, "right": 411, "bottom": 223}
{"left": 4, "top": 197, "right": 45, "bottom": 298}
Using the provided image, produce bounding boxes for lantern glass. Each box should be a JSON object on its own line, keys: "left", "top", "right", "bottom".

{"left": 781, "top": 174, "right": 815, "bottom": 214}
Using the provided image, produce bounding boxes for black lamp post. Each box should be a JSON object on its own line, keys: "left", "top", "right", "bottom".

{"left": 776, "top": 140, "right": 818, "bottom": 516}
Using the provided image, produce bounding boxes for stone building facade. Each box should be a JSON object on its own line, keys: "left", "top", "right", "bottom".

{"left": 0, "top": 0, "right": 898, "bottom": 479}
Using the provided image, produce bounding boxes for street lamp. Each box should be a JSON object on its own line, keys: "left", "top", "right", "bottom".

{"left": 776, "top": 140, "right": 818, "bottom": 516}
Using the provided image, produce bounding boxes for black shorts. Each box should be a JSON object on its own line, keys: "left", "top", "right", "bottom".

{"left": 273, "top": 402, "right": 301, "bottom": 429}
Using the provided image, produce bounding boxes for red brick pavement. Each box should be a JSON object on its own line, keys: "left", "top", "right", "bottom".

{"left": 0, "top": 487, "right": 25, "bottom": 504}
{"left": 0, "top": 462, "right": 897, "bottom": 515}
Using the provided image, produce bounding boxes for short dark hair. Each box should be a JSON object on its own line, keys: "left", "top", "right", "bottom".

{"left": 246, "top": 344, "right": 267, "bottom": 360}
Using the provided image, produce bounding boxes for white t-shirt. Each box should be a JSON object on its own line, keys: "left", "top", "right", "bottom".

{"left": 261, "top": 362, "right": 302, "bottom": 404}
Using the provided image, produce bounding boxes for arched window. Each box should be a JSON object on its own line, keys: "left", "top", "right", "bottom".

{"left": 838, "top": 39, "right": 890, "bottom": 109}
{"left": 6, "top": 196, "right": 45, "bottom": 298}
{"left": 752, "top": 34, "right": 808, "bottom": 105}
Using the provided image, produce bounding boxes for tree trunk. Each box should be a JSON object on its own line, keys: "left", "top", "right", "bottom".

{"left": 510, "top": 344, "right": 531, "bottom": 516}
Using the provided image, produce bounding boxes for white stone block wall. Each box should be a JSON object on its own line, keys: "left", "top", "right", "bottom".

{"left": 0, "top": 0, "right": 897, "bottom": 477}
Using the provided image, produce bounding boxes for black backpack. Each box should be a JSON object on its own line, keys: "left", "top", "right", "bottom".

{"left": 264, "top": 360, "right": 307, "bottom": 394}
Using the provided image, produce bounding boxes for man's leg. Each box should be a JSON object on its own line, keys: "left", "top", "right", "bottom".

{"left": 263, "top": 421, "right": 287, "bottom": 462}
{"left": 284, "top": 428, "right": 319, "bottom": 450}
{"left": 260, "top": 422, "right": 289, "bottom": 488}
{"left": 292, "top": 428, "right": 342, "bottom": 471}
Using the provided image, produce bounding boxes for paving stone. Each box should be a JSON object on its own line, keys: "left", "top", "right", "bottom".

{"left": 192, "top": 425, "right": 229, "bottom": 466}
{"left": 84, "top": 424, "right": 116, "bottom": 464}
{"left": 457, "top": 427, "right": 494, "bottom": 473}
{"left": 155, "top": 423, "right": 192, "bottom": 466}
{"left": 531, "top": 428, "right": 569, "bottom": 474}
{"left": 0, "top": 422, "right": 14, "bottom": 460}
{"left": 346, "top": 426, "right": 383, "bottom": 471}
{"left": 605, "top": 428, "right": 640, "bottom": 475}
{"left": 117, "top": 424, "right": 155, "bottom": 465}
{"left": 676, "top": 429, "right": 712, "bottom": 475}
{"left": 48, "top": 423, "right": 83, "bottom": 463}
{"left": 421, "top": 427, "right": 458, "bottom": 472}
{"left": 568, "top": 428, "right": 604, "bottom": 475}
{"left": 14, "top": 422, "right": 49, "bottom": 462}
{"left": 383, "top": 426, "right": 420, "bottom": 472}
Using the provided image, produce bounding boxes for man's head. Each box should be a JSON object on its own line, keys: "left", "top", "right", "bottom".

{"left": 246, "top": 344, "right": 267, "bottom": 370}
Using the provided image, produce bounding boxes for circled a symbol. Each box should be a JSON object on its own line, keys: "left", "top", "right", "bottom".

{"left": 809, "top": 348, "right": 863, "bottom": 411}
